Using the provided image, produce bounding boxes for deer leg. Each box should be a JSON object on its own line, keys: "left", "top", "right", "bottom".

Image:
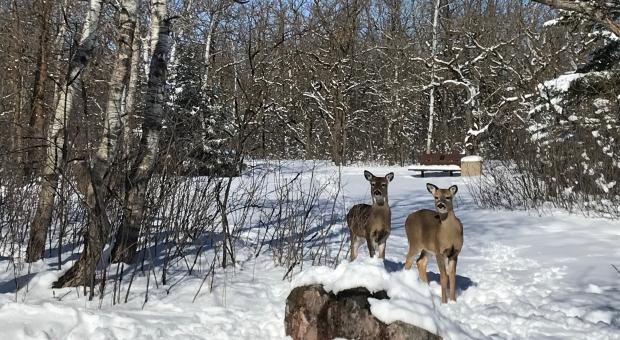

{"left": 350, "top": 235, "right": 358, "bottom": 261}
{"left": 448, "top": 256, "right": 458, "bottom": 302}
{"left": 436, "top": 254, "right": 448, "bottom": 303}
{"left": 404, "top": 246, "right": 418, "bottom": 270}
{"left": 416, "top": 250, "right": 428, "bottom": 283}
{"left": 377, "top": 242, "right": 386, "bottom": 259}
{"left": 366, "top": 237, "right": 376, "bottom": 258}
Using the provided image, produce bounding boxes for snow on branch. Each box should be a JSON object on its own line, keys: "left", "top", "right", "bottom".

{"left": 532, "top": 0, "right": 620, "bottom": 38}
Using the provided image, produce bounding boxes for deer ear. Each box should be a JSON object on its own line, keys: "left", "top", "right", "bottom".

{"left": 449, "top": 185, "right": 458, "bottom": 195}
{"left": 385, "top": 172, "right": 394, "bottom": 182}
{"left": 426, "top": 183, "right": 438, "bottom": 194}
{"left": 364, "top": 170, "right": 374, "bottom": 181}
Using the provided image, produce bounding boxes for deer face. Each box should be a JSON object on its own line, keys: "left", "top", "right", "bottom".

{"left": 364, "top": 170, "right": 394, "bottom": 206}
{"left": 426, "top": 183, "right": 458, "bottom": 214}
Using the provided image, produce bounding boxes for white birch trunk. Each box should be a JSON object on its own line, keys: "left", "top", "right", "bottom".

{"left": 146, "top": 0, "right": 167, "bottom": 72}
{"left": 201, "top": 11, "right": 219, "bottom": 93}
{"left": 425, "top": 0, "right": 441, "bottom": 154}
{"left": 200, "top": 11, "right": 220, "bottom": 151}
{"left": 112, "top": 16, "right": 172, "bottom": 263}
{"left": 123, "top": 16, "right": 142, "bottom": 161}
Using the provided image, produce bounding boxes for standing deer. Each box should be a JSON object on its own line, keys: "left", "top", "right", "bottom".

{"left": 404, "top": 183, "right": 463, "bottom": 303}
{"left": 347, "top": 170, "right": 394, "bottom": 261}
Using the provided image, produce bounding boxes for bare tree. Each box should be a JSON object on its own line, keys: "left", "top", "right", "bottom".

{"left": 54, "top": 0, "right": 140, "bottom": 289}
{"left": 111, "top": 13, "right": 173, "bottom": 264}
{"left": 426, "top": 0, "right": 442, "bottom": 154}
{"left": 26, "top": 0, "right": 103, "bottom": 263}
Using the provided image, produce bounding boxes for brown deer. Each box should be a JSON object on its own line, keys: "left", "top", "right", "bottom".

{"left": 404, "top": 183, "right": 463, "bottom": 303}
{"left": 346, "top": 170, "right": 394, "bottom": 261}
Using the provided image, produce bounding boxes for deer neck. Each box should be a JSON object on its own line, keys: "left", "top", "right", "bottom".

{"left": 438, "top": 210, "right": 457, "bottom": 224}
{"left": 372, "top": 198, "right": 390, "bottom": 210}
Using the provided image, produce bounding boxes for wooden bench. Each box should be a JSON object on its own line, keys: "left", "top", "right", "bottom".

{"left": 408, "top": 153, "right": 462, "bottom": 177}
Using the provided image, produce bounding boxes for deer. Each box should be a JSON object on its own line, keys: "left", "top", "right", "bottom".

{"left": 346, "top": 170, "right": 394, "bottom": 261}
{"left": 404, "top": 183, "right": 463, "bottom": 303}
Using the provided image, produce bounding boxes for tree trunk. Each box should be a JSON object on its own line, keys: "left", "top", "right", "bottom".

{"left": 26, "top": 0, "right": 103, "bottom": 263}
{"left": 6, "top": 0, "right": 24, "bottom": 175}
{"left": 149, "top": 0, "right": 167, "bottom": 55}
{"left": 50, "top": 0, "right": 69, "bottom": 109}
{"left": 25, "top": 0, "right": 53, "bottom": 179}
{"left": 53, "top": 0, "right": 139, "bottom": 289}
{"left": 123, "top": 17, "right": 142, "bottom": 162}
{"left": 111, "top": 17, "right": 172, "bottom": 264}
{"left": 14, "top": 76, "right": 24, "bottom": 171}
{"left": 425, "top": 0, "right": 441, "bottom": 154}
{"left": 330, "top": 88, "right": 346, "bottom": 166}
{"left": 200, "top": 10, "right": 220, "bottom": 151}
{"left": 304, "top": 110, "right": 314, "bottom": 159}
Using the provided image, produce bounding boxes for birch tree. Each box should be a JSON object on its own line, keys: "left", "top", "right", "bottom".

{"left": 54, "top": 0, "right": 139, "bottom": 289}
{"left": 426, "top": 0, "right": 441, "bottom": 154}
{"left": 111, "top": 8, "right": 172, "bottom": 263}
{"left": 26, "top": 0, "right": 103, "bottom": 263}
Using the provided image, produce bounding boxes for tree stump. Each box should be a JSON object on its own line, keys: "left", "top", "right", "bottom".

{"left": 285, "top": 284, "right": 442, "bottom": 340}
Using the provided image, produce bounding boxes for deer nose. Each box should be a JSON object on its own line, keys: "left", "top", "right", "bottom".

{"left": 437, "top": 202, "right": 446, "bottom": 209}
{"left": 373, "top": 190, "right": 381, "bottom": 196}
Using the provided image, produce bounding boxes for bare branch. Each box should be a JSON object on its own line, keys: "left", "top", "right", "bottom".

{"left": 531, "top": 0, "right": 620, "bottom": 37}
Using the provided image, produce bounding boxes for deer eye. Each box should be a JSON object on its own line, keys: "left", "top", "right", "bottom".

{"left": 382, "top": 184, "right": 386, "bottom": 187}
{"left": 446, "top": 196, "right": 452, "bottom": 200}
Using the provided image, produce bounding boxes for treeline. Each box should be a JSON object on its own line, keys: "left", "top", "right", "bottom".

{"left": 0, "top": 0, "right": 585, "bottom": 170}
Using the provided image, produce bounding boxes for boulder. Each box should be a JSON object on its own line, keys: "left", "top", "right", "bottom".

{"left": 285, "top": 284, "right": 442, "bottom": 340}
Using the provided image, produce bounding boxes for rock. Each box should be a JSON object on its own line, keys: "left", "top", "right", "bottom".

{"left": 285, "top": 284, "right": 442, "bottom": 340}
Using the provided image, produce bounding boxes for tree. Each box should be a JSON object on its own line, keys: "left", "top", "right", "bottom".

{"left": 111, "top": 1, "right": 172, "bottom": 263}
{"left": 426, "top": 0, "right": 442, "bottom": 154}
{"left": 531, "top": 0, "right": 620, "bottom": 38}
{"left": 25, "top": 0, "right": 53, "bottom": 178}
{"left": 26, "top": 0, "right": 103, "bottom": 263}
{"left": 54, "top": 0, "right": 140, "bottom": 289}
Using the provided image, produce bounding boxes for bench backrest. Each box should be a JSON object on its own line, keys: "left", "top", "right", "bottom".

{"left": 419, "top": 152, "right": 462, "bottom": 166}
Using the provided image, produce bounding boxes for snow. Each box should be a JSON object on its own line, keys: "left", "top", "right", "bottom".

{"left": 595, "top": 174, "right": 617, "bottom": 193}
{"left": 1, "top": 161, "right": 620, "bottom": 339}
{"left": 461, "top": 155, "right": 483, "bottom": 162}
{"left": 293, "top": 257, "right": 390, "bottom": 295}
{"left": 0, "top": 255, "right": 289, "bottom": 339}
{"left": 594, "top": 98, "right": 611, "bottom": 112}
{"left": 408, "top": 164, "right": 461, "bottom": 170}
{"left": 467, "top": 123, "right": 490, "bottom": 137}
{"left": 541, "top": 73, "right": 585, "bottom": 93}
{"left": 543, "top": 19, "right": 559, "bottom": 27}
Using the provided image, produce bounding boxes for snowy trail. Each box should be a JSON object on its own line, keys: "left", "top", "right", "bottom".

{"left": 0, "top": 163, "right": 618, "bottom": 339}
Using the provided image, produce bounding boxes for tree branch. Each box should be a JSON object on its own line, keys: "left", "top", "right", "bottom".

{"left": 531, "top": 0, "right": 620, "bottom": 37}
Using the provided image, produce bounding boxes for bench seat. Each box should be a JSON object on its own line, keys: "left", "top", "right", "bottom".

{"left": 408, "top": 164, "right": 461, "bottom": 177}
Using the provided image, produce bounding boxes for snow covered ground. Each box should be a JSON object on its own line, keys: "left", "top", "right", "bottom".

{"left": 0, "top": 161, "right": 619, "bottom": 339}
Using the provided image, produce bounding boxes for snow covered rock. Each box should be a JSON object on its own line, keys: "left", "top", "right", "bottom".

{"left": 284, "top": 284, "right": 441, "bottom": 340}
